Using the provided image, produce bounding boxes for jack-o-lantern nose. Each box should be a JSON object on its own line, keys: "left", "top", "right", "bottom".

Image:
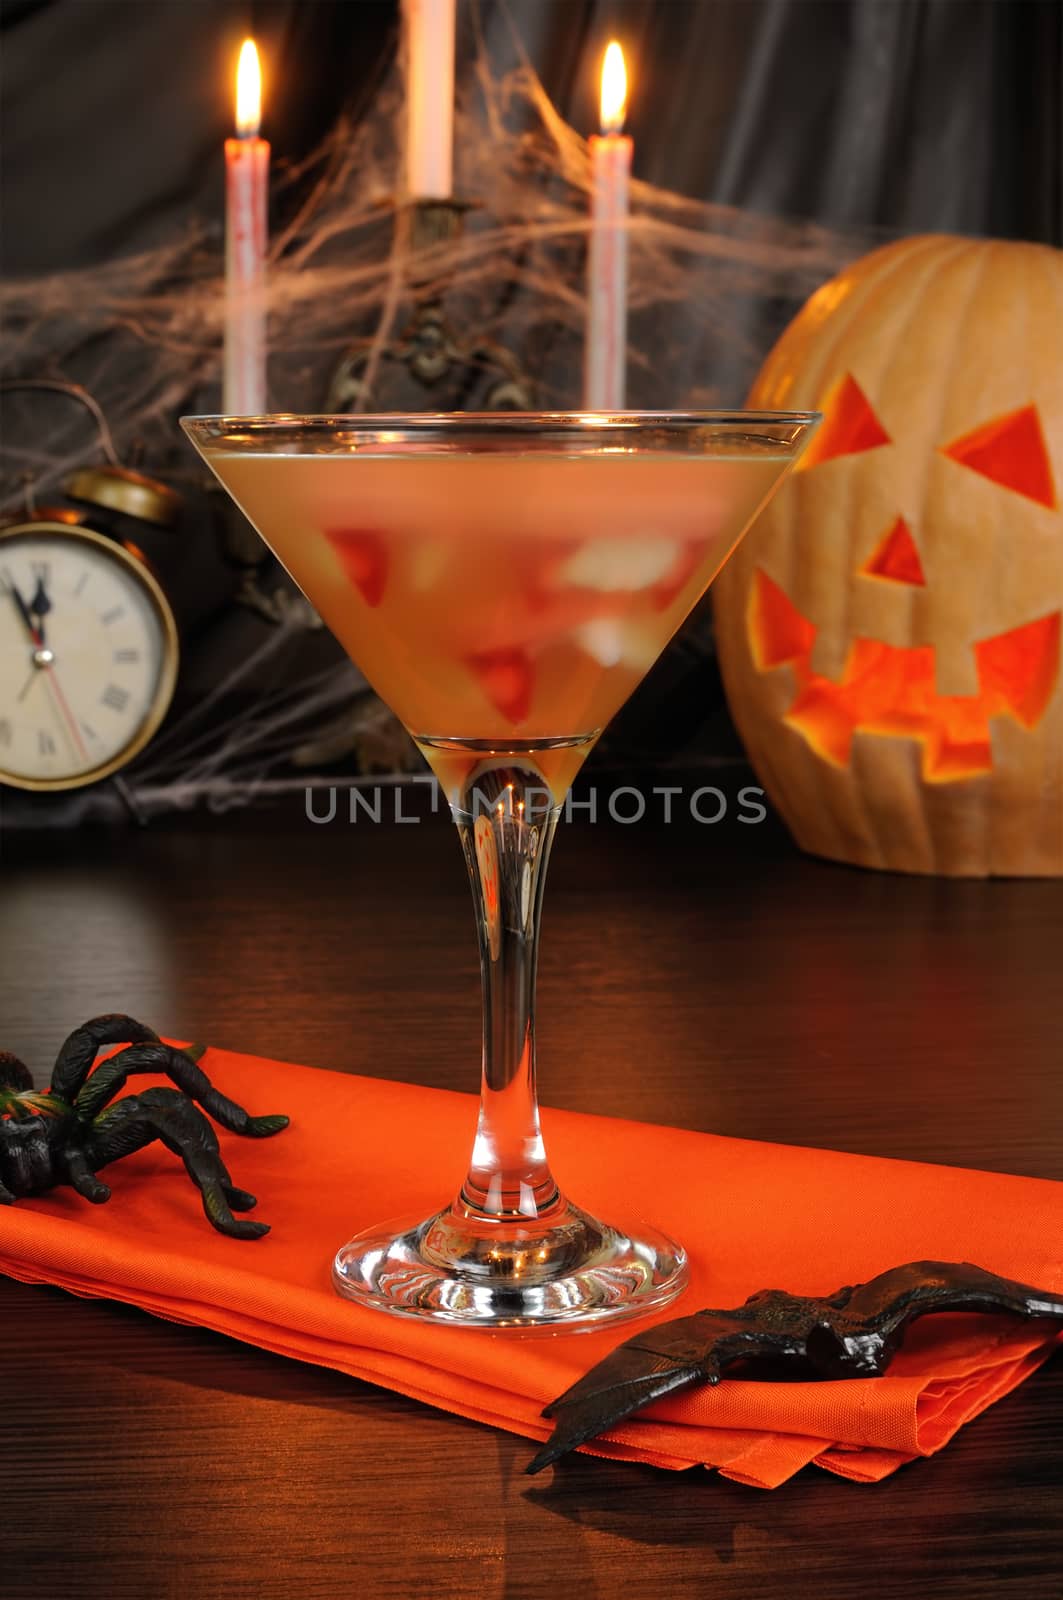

{"left": 862, "top": 518, "right": 926, "bottom": 586}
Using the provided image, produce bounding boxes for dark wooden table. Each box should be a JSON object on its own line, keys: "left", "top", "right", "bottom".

{"left": 2, "top": 795, "right": 1061, "bottom": 1600}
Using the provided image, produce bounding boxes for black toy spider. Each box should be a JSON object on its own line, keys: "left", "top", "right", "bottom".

{"left": 0, "top": 1014, "right": 288, "bottom": 1238}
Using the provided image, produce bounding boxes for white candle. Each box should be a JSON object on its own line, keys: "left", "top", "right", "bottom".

{"left": 404, "top": 0, "right": 456, "bottom": 199}
{"left": 224, "top": 39, "right": 269, "bottom": 415}
{"left": 584, "top": 42, "right": 632, "bottom": 411}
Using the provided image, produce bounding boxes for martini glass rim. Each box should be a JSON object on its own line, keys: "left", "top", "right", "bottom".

{"left": 181, "top": 408, "right": 821, "bottom": 440}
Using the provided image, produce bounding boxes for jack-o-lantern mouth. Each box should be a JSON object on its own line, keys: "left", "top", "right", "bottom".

{"left": 750, "top": 570, "right": 1061, "bottom": 782}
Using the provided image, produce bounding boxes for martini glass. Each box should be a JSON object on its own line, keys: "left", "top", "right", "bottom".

{"left": 183, "top": 412, "right": 818, "bottom": 1329}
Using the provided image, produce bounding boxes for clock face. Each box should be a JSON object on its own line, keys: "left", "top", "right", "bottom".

{"left": 0, "top": 524, "right": 178, "bottom": 790}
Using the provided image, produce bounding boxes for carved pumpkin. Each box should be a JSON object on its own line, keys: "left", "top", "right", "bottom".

{"left": 714, "top": 234, "right": 1063, "bottom": 876}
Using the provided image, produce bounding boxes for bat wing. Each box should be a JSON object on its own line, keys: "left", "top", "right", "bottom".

{"left": 527, "top": 1359, "right": 704, "bottom": 1474}
{"left": 527, "top": 1312, "right": 771, "bottom": 1474}
{"left": 822, "top": 1260, "right": 1063, "bottom": 1373}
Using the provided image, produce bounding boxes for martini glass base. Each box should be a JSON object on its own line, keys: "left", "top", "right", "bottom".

{"left": 332, "top": 1198, "right": 688, "bottom": 1329}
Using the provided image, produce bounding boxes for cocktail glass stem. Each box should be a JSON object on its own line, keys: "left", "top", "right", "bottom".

{"left": 331, "top": 755, "right": 690, "bottom": 1324}
{"left": 453, "top": 766, "right": 561, "bottom": 1220}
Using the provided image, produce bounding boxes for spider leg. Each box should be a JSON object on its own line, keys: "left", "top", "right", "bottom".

{"left": 62, "top": 1146, "right": 112, "bottom": 1204}
{"left": 74, "top": 1041, "right": 288, "bottom": 1140}
{"left": 52, "top": 1015, "right": 160, "bottom": 1101}
{"left": 82, "top": 1087, "right": 270, "bottom": 1239}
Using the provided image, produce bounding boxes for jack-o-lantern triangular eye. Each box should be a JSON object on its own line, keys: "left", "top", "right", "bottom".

{"left": 862, "top": 517, "right": 926, "bottom": 586}
{"left": 941, "top": 405, "right": 1057, "bottom": 508}
{"left": 749, "top": 568, "right": 817, "bottom": 667}
{"left": 801, "top": 374, "right": 891, "bottom": 469}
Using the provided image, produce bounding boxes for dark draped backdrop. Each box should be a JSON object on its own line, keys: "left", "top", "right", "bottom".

{"left": 3, "top": 0, "right": 1060, "bottom": 278}
{"left": 0, "top": 0, "right": 1059, "bottom": 819}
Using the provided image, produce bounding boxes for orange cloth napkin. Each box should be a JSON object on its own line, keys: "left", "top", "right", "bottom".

{"left": 1, "top": 1043, "right": 1060, "bottom": 1489}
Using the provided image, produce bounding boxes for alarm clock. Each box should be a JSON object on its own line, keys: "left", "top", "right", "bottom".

{"left": 0, "top": 468, "right": 181, "bottom": 793}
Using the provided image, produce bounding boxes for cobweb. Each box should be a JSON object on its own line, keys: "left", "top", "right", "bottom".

{"left": 0, "top": 5, "right": 886, "bottom": 819}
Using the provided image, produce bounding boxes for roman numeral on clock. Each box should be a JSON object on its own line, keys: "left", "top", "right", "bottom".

{"left": 114, "top": 647, "right": 140, "bottom": 664}
{"left": 0, "top": 718, "right": 12, "bottom": 746}
{"left": 101, "top": 605, "right": 125, "bottom": 626}
{"left": 38, "top": 730, "right": 56, "bottom": 757}
{"left": 101, "top": 684, "right": 130, "bottom": 713}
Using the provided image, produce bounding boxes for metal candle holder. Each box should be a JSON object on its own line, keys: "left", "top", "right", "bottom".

{"left": 325, "top": 200, "right": 535, "bottom": 414}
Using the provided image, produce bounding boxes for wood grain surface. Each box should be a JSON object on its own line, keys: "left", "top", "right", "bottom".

{"left": 1, "top": 794, "right": 1061, "bottom": 1600}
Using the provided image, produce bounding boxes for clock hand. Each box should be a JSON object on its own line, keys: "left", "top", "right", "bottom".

{"left": 40, "top": 667, "right": 90, "bottom": 765}
{"left": 17, "top": 666, "right": 40, "bottom": 703}
{"left": 5, "top": 575, "right": 43, "bottom": 647}
{"left": 29, "top": 574, "right": 52, "bottom": 645}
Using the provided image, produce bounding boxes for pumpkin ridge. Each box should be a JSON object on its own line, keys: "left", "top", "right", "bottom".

{"left": 911, "top": 244, "right": 993, "bottom": 707}
{"left": 845, "top": 238, "right": 976, "bottom": 869}
{"left": 978, "top": 243, "right": 1033, "bottom": 871}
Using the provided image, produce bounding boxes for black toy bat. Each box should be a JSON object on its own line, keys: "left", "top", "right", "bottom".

{"left": 527, "top": 1260, "right": 1063, "bottom": 1473}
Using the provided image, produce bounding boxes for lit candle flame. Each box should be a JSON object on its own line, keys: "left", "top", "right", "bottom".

{"left": 235, "top": 39, "right": 262, "bottom": 139}
{"left": 599, "top": 41, "right": 627, "bottom": 135}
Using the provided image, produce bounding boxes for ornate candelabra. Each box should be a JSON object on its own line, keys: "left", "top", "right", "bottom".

{"left": 325, "top": 200, "right": 536, "bottom": 414}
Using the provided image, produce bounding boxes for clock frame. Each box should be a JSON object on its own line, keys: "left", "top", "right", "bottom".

{"left": 0, "top": 520, "right": 180, "bottom": 793}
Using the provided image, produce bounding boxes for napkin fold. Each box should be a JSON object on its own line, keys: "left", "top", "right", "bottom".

{"left": 1, "top": 1044, "right": 1060, "bottom": 1489}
